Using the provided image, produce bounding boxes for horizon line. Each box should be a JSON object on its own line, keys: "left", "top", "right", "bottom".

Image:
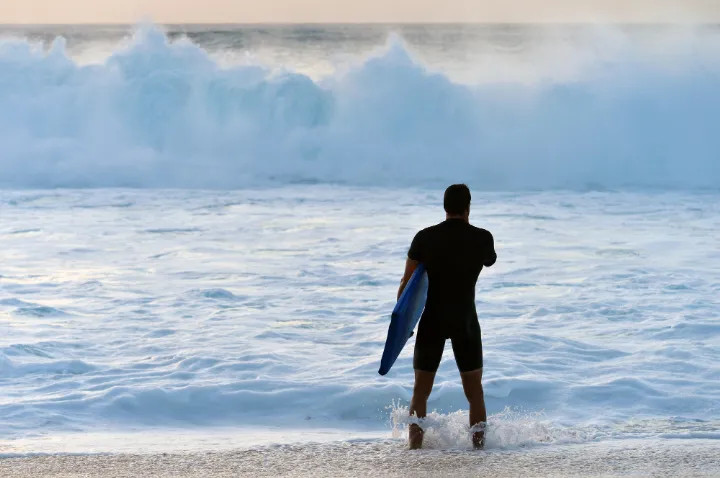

{"left": 2, "top": 20, "right": 720, "bottom": 27}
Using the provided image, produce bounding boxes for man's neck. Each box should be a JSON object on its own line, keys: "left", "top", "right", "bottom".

{"left": 446, "top": 214, "right": 469, "bottom": 223}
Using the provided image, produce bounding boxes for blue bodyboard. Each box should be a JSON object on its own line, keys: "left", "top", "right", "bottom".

{"left": 378, "top": 264, "right": 428, "bottom": 376}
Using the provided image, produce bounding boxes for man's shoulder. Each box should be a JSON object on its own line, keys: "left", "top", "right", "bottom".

{"left": 416, "top": 222, "right": 444, "bottom": 236}
{"left": 469, "top": 224, "right": 494, "bottom": 240}
{"left": 409, "top": 224, "right": 442, "bottom": 259}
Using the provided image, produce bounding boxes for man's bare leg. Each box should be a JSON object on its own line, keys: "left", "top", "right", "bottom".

{"left": 460, "top": 368, "right": 487, "bottom": 449}
{"left": 408, "top": 370, "right": 436, "bottom": 450}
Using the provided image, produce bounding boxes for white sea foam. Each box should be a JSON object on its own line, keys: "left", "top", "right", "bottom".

{"left": 0, "top": 24, "right": 719, "bottom": 189}
{"left": 0, "top": 188, "right": 718, "bottom": 453}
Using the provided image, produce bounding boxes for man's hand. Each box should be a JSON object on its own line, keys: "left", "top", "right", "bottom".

{"left": 397, "top": 258, "right": 420, "bottom": 300}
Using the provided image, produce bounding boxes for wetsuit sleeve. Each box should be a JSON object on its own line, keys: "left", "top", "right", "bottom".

{"left": 483, "top": 230, "right": 497, "bottom": 267}
{"left": 408, "top": 231, "right": 425, "bottom": 262}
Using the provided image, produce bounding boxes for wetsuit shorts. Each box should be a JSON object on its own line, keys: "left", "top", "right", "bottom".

{"left": 413, "top": 313, "right": 483, "bottom": 373}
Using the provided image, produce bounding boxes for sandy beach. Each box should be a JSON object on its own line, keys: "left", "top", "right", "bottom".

{"left": 2, "top": 439, "right": 719, "bottom": 477}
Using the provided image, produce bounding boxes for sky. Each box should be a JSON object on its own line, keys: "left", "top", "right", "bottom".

{"left": 1, "top": 0, "right": 720, "bottom": 24}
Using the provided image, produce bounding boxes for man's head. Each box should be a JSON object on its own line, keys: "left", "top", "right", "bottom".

{"left": 444, "top": 184, "right": 471, "bottom": 220}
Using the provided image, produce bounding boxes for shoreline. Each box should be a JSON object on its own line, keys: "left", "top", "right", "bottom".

{"left": 2, "top": 438, "right": 719, "bottom": 477}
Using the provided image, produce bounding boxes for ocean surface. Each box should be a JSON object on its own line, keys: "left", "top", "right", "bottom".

{"left": 0, "top": 24, "right": 719, "bottom": 456}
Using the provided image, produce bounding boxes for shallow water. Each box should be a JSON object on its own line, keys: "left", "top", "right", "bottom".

{"left": 1, "top": 188, "right": 718, "bottom": 452}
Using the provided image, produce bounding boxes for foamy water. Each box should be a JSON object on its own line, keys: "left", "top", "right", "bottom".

{"left": 0, "top": 24, "right": 719, "bottom": 190}
{"left": 0, "top": 24, "right": 718, "bottom": 454}
{"left": 1, "top": 188, "right": 718, "bottom": 453}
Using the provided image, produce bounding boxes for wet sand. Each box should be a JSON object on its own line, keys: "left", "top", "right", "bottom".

{"left": 1, "top": 439, "right": 719, "bottom": 477}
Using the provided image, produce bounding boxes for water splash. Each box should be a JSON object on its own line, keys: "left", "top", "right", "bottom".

{"left": 390, "top": 404, "right": 593, "bottom": 450}
{"left": 0, "top": 24, "right": 719, "bottom": 190}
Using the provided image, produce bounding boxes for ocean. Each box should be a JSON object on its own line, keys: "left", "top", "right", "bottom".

{"left": 0, "top": 23, "right": 718, "bottom": 463}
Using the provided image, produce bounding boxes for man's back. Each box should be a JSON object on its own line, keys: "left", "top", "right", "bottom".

{"left": 409, "top": 218, "right": 496, "bottom": 317}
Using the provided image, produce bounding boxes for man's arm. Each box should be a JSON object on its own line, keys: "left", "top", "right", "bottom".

{"left": 484, "top": 231, "right": 497, "bottom": 267}
{"left": 397, "top": 258, "right": 420, "bottom": 300}
{"left": 398, "top": 231, "right": 424, "bottom": 300}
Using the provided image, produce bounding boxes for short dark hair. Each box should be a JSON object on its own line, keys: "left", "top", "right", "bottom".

{"left": 444, "top": 184, "right": 471, "bottom": 215}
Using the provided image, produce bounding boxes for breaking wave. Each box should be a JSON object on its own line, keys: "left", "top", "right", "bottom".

{"left": 0, "top": 24, "right": 719, "bottom": 190}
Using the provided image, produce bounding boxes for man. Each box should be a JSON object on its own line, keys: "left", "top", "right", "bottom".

{"left": 397, "top": 184, "right": 497, "bottom": 450}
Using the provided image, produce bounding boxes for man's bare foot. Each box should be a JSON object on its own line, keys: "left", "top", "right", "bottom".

{"left": 409, "top": 424, "right": 424, "bottom": 450}
{"left": 472, "top": 430, "right": 485, "bottom": 450}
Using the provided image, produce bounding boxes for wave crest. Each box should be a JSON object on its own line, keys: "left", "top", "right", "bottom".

{"left": 1, "top": 24, "right": 718, "bottom": 190}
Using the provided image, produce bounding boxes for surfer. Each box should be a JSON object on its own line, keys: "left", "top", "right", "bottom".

{"left": 397, "top": 184, "right": 497, "bottom": 450}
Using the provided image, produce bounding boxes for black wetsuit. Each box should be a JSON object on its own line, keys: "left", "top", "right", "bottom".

{"left": 407, "top": 218, "right": 496, "bottom": 373}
